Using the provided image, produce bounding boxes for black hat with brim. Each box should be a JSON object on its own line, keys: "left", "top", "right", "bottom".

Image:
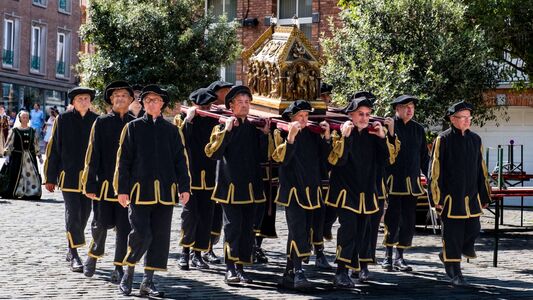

{"left": 208, "top": 81, "right": 233, "bottom": 93}
{"left": 104, "top": 80, "right": 134, "bottom": 105}
{"left": 320, "top": 82, "right": 333, "bottom": 95}
{"left": 391, "top": 95, "right": 418, "bottom": 108}
{"left": 225, "top": 85, "right": 252, "bottom": 109}
{"left": 445, "top": 100, "right": 474, "bottom": 121}
{"left": 140, "top": 85, "right": 170, "bottom": 108}
{"left": 189, "top": 88, "right": 218, "bottom": 106}
{"left": 344, "top": 97, "right": 374, "bottom": 114}
{"left": 67, "top": 87, "right": 96, "bottom": 104}
{"left": 351, "top": 91, "right": 376, "bottom": 103}
{"left": 281, "top": 99, "right": 314, "bottom": 121}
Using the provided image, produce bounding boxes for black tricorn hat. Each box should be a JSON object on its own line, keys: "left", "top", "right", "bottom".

{"left": 391, "top": 95, "right": 418, "bottom": 108}
{"left": 208, "top": 80, "right": 233, "bottom": 93}
{"left": 225, "top": 85, "right": 252, "bottom": 109}
{"left": 140, "top": 85, "right": 170, "bottom": 108}
{"left": 351, "top": 91, "right": 376, "bottom": 103}
{"left": 281, "top": 100, "right": 314, "bottom": 121}
{"left": 343, "top": 97, "right": 374, "bottom": 114}
{"left": 67, "top": 87, "right": 96, "bottom": 104}
{"left": 189, "top": 88, "right": 218, "bottom": 106}
{"left": 104, "top": 81, "right": 134, "bottom": 104}
{"left": 320, "top": 82, "right": 333, "bottom": 95}
{"left": 445, "top": 100, "right": 474, "bottom": 121}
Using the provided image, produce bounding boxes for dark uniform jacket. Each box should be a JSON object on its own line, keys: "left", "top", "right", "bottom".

{"left": 386, "top": 116, "right": 429, "bottom": 196}
{"left": 82, "top": 111, "right": 135, "bottom": 201}
{"left": 326, "top": 129, "right": 398, "bottom": 214}
{"left": 182, "top": 115, "right": 219, "bottom": 190}
{"left": 205, "top": 118, "right": 267, "bottom": 204}
{"left": 113, "top": 114, "right": 191, "bottom": 205}
{"left": 272, "top": 128, "right": 331, "bottom": 210}
{"left": 44, "top": 109, "right": 99, "bottom": 192}
{"left": 428, "top": 126, "right": 492, "bottom": 218}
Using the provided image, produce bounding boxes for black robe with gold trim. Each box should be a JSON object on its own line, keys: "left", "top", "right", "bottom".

{"left": 272, "top": 127, "right": 331, "bottom": 210}
{"left": 386, "top": 116, "right": 428, "bottom": 196}
{"left": 428, "top": 126, "right": 491, "bottom": 218}
{"left": 326, "top": 129, "right": 397, "bottom": 214}
{"left": 205, "top": 118, "right": 267, "bottom": 204}
{"left": 82, "top": 111, "right": 134, "bottom": 200}
{"left": 44, "top": 109, "right": 99, "bottom": 192}
{"left": 113, "top": 114, "right": 191, "bottom": 205}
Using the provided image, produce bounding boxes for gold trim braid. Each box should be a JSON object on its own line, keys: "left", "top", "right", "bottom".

{"left": 430, "top": 136, "right": 442, "bottom": 206}
{"left": 204, "top": 125, "right": 227, "bottom": 158}
{"left": 328, "top": 131, "right": 344, "bottom": 165}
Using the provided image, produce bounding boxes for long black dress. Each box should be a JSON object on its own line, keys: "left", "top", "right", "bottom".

{"left": 1, "top": 127, "right": 42, "bottom": 199}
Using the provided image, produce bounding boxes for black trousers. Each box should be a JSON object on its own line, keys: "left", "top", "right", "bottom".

{"left": 383, "top": 195, "right": 418, "bottom": 248}
{"left": 88, "top": 200, "right": 131, "bottom": 265}
{"left": 324, "top": 205, "right": 337, "bottom": 237}
{"left": 63, "top": 191, "right": 92, "bottom": 248}
{"left": 222, "top": 203, "right": 256, "bottom": 264}
{"left": 441, "top": 215, "right": 480, "bottom": 262}
{"left": 253, "top": 202, "right": 266, "bottom": 236}
{"left": 180, "top": 189, "right": 215, "bottom": 251}
{"left": 285, "top": 200, "right": 314, "bottom": 257}
{"left": 209, "top": 202, "right": 223, "bottom": 249}
{"left": 123, "top": 204, "right": 173, "bottom": 270}
{"left": 335, "top": 208, "right": 370, "bottom": 270}
{"left": 256, "top": 180, "right": 278, "bottom": 238}
{"left": 360, "top": 199, "right": 385, "bottom": 263}
{"left": 311, "top": 203, "right": 325, "bottom": 246}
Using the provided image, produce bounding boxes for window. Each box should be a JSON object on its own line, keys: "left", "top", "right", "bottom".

{"left": 206, "top": 0, "right": 237, "bottom": 21}
{"left": 277, "top": 0, "right": 313, "bottom": 39}
{"left": 3, "top": 18, "right": 20, "bottom": 68}
{"left": 32, "top": 0, "right": 47, "bottom": 7}
{"left": 56, "top": 32, "right": 70, "bottom": 77}
{"left": 30, "top": 24, "right": 46, "bottom": 74}
{"left": 220, "top": 62, "right": 237, "bottom": 84}
{"left": 58, "top": 0, "right": 71, "bottom": 13}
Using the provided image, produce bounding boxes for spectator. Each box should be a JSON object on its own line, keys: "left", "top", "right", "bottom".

{"left": 30, "top": 103, "right": 45, "bottom": 137}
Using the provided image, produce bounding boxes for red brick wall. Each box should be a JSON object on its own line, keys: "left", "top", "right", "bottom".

{"left": 483, "top": 88, "right": 533, "bottom": 107}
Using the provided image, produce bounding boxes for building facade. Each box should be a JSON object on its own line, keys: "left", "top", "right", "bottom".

{"left": 1, "top": 0, "right": 82, "bottom": 114}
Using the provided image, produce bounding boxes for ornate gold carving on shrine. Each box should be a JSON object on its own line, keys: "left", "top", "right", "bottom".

{"left": 242, "top": 25, "right": 326, "bottom": 114}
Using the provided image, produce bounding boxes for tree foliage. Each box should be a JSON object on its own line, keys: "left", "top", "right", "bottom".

{"left": 464, "top": 0, "right": 533, "bottom": 81}
{"left": 76, "top": 0, "right": 241, "bottom": 104}
{"left": 323, "top": 0, "right": 504, "bottom": 129}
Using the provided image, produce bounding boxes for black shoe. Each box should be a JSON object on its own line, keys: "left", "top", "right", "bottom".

{"left": 279, "top": 271, "right": 295, "bottom": 289}
{"left": 110, "top": 267, "right": 124, "bottom": 284}
{"left": 451, "top": 275, "right": 468, "bottom": 286}
{"left": 203, "top": 250, "right": 221, "bottom": 264}
{"left": 359, "top": 267, "right": 369, "bottom": 283}
{"left": 381, "top": 256, "right": 393, "bottom": 272}
{"left": 253, "top": 247, "right": 268, "bottom": 264}
{"left": 393, "top": 258, "right": 412, "bottom": 272}
{"left": 178, "top": 252, "right": 189, "bottom": 270}
{"left": 294, "top": 270, "right": 313, "bottom": 290}
{"left": 118, "top": 268, "right": 134, "bottom": 296}
{"left": 236, "top": 269, "right": 253, "bottom": 284}
{"left": 140, "top": 279, "right": 164, "bottom": 297}
{"left": 350, "top": 270, "right": 359, "bottom": 279}
{"left": 191, "top": 253, "right": 209, "bottom": 269}
{"left": 224, "top": 269, "right": 240, "bottom": 284}
{"left": 315, "top": 253, "right": 333, "bottom": 270}
{"left": 70, "top": 256, "right": 83, "bottom": 273}
{"left": 438, "top": 252, "right": 455, "bottom": 279}
{"left": 66, "top": 250, "right": 73, "bottom": 262}
{"left": 333, "top": 272, "right": 355, "bottom": 289}
{"left": 83, "top": 257, "right": 97, "bottom": 277}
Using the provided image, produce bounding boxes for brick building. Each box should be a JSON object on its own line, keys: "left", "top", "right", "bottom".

{"left": 1, "top": 0, "right": 82, "bottom": 114}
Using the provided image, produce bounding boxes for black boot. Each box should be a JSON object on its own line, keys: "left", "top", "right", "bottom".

{"left": 110, "top": 266, "right": 124, "bottom": 284}
{"left": 358, "top": 262, "right": 369, "bottom": 283}
{"left": 66, "top": 248, "right": 73, "bottom": 262}
{"left": 294, "top": 269, "right": 313, "bottom": 290}
{"left": 70, "top": 249, "right": 83, "bottom": 273}
{"left": 191, "top": 251, "right": 209, "bottom": 269}
{"left": 451, "top": 263, "right": 467, "bottom": 286}
{"left": 203, "top": 249, "right": 221, "bottom": 264}
{"left": 438, "top": 252, "right": 455, "bottom": 279}
{"left": 224, "top": 262, "right": 239, "bottom": 284}
{"left": 315, "top": 246, "right": 332, "bottom": 270}
{"left": 140, "top": 270, "right": 164, "bottom": 297}
{"left": 236, "top": 264, "right": 253, "bottom": 284}
{"left": 83, "top": 257, "right": 97, "bottom": 277}
{"left": 178, "top": 248, "right": 190, "bottom": 270}
{"left": 119, "top": 266, "right": 134, "bottom": 296}
{"left": 333, "top": 266, "right": 354, "bottom": 289}
{"left": 253, "top": 246, "right": 268, "bottom": 264}
{"left": 381, "top": 256, "right": 393, "bottom": 272}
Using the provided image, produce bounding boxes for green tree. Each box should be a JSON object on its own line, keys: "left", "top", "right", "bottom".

{"left": 464, "top": 0, "right": 533, "bottom": 81}
{"left": 323, "top": 0, "right": 504, "bottom": 128}
{"left": 76, "top": 0, "right": 241, "bottom": 104}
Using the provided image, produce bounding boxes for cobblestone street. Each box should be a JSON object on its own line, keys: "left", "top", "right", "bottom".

{"left": 0, "top": 183, "right": 532, "bottom": 299}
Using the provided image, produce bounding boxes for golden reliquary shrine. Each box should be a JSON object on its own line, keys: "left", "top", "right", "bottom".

{"left": 242, "top": 25, "right": 326, "bottom": 115}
